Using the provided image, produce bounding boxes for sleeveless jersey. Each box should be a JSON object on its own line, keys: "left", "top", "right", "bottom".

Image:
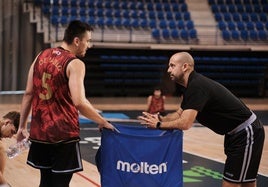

{"left": 148, "top": 95, "right": 165, "bottom": 114}
{"left": 30, "top": 47, "right": 79, "bottom": 143}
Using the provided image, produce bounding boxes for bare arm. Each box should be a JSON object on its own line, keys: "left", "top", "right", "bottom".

{"left": 16, "top": 62, "right": 35, "bottom": 142}
{"left": 160, "top": 108, "right": 183, "bottom": 122}
{"left": 0, "top": 143, "right": 7, "bottom": 184}
{"left": 146, "top": 96, "right": 152, "bottom": 112}
{"left": 67, "top": 59, "right": 114, "bottom": 130}
{"left": 139, "top": 109, "right": 197, "bottom": 130}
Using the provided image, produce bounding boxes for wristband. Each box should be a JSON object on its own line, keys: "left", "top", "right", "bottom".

{"left": 156, "top": 121, "right": 162, "bottom": 129}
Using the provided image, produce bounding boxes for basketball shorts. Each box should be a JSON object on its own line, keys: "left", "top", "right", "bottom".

{"left": 223, "top": 119, "right": 265, "bottom": 183}
{"left": 27, "top": 139, "right": 83, "bottom": 174}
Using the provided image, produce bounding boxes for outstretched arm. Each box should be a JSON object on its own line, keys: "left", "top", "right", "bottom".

{"left": 139, "top": 108, "right": 197, "bottom": 130}
{"left": 67, "top": 59, "right": 114, "bottom": 130}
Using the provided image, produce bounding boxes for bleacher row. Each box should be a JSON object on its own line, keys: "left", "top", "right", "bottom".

{"left": 209, "top": 0, "right": 268, "bottom": 41}
{"left": 84, "top": 50, "right": 268, "bottom": 97}
{"left": 33, "top": 0, "right": 268, "bottom": 44}
{"left": 34, "top": 0, "right": 197, "bottom": 42}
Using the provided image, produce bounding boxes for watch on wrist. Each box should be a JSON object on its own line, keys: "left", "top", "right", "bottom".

{"left": 156, "top": 121, "right": 162, "bottom": 129}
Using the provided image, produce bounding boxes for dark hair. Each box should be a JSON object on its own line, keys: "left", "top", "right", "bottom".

{"left": 3, "top": 111, "right": 20, "bottom": 131}
{"left": 63, "top": 20, "right": 93, "bottom": 44}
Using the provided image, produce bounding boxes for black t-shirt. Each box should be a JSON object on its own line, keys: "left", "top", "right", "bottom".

{"left": 181, "top": 71, "right": 252, "bottom": 135}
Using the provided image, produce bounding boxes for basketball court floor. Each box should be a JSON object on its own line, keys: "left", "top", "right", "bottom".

{"left": 0, "top": 95, "right": 267, "bottom": 187}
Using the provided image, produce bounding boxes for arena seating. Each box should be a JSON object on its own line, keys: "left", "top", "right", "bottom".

{"left": 34, "top": 0, "right": 198, "bottom": 44}
{"left": 28, "top": 0, "right": 268, "bottom": 97}
{"left": 209, "top": 0, "right": 268, "bottom": 42}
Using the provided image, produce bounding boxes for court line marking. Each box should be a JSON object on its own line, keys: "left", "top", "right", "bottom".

{"left": 75, "top": 172, "right": 100, "bottom": 187}
{"left": 183, "top": 150, "right": 268, "bottom": 177}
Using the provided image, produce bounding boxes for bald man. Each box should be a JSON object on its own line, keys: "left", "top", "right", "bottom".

{"left": 139, "top": 52, "right": 265, "bottom": 187}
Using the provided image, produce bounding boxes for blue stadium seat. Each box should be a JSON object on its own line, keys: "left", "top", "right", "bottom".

{"left": 180, "top": 3, "right": 188, "bottom": 12}
{"left": 88, "top": 9, "right": 94, "bottom": 17}
{"left": 237, "top": 21, "right": 245, "bottom": 30}
{"left": 139, "top": 12, "right": 147, "bottom": 19}
{"left": 155, "top": 3, "right": 163, "bottom": 11}
{"left": 253, "top": 5, "right": 262, "bottom": 13}
{"left": 149, "top": 20, "right": 157, "bottom": 28}
{"left": 231, "top": 30, "right": 240, "bottom": 40}
{"left": 130, "top": 11, "right": 139, "bottom": 19}
{"left": 105, "top": 9, "right": 113, "bottom": 18}
{"left": 120, "top": 2, "right": 128, "bottom": 9}
{"left": 114, "top": 18, "right": 122, "bottom": 27}
{"left": 171, "top": 29, "right": 179, "bottom": 39}
{"left": 131, "top": 19, "right": 140, "bottom": 28}
{"left": 259, "top": 13, "right": 267, "bottom": 22}
{"left": 236, "top": 5, "right": 244, "bottom": 12}
{"left": 174, "top": 12, "right": 182, "bottom": 20}
{"left": 96, "top": 18, "right": 105, "bottom": 27}
{"left": 219, "top": 5, "right": 228, "bottom": 12}
{"left": 214, "top": 13, "right": 223, "bottom": 21}
{"left": 163, "top": 3, "right": 172, "bottom": 11}
{"left": 152, "top": 28, "right": 160, "bottom": 39}
{"left": 227, "top": 21, "right": 236, "bottom": 30}
{"left": 60, "top": 16, "right": 68, "bottom": 25}
{"left": 177, "top": 20, "right": 185, "bottom": 29}
{"left": 169, "top": 20, "right": 177, "bottom": 29}
{"left": 166, "top": 12, "right": 174, "bottom": 20}
{"left": 222, "top": 30, "right": 231, "bottom": 40}
{"left": 157, "top": 12, "right": 165, "bottom": 20}
{"left": 241, "top": 13, "right": 250, "bottom": 21}
{"left": 258, "top": 30, "right": 267, "bottom": 40}
{"left": 140, "top": 19, "right": 148, "bottom": 28}
{"left": 88, "top": 17, "right": 95, "bottom": 25}
{"left": 186, "top": 20, "right": 194, "bottom": 29}
{"left": 189, "top": 29, "right": 197, "bottom": 39}
{"left": 183, "top": 12, "right": 191, "bottom": 20}
{"left": 70, "top": 7, "right": 78, "bottom": 16}
{"left": 112, "top": 1, "right": 120, "bottom": 9}
{"left": 218, "top": 21, "right": 227, "bottom": 30}
{"left": 228, "top": 4, "right": 236, "bottom": 13}
{"left": 250, "top": 13, "right": 259, "bottom": 22}
{"left": 246, "top": 22, "right": 255, "bottom": 30}
{"left": 240, "top": 30, "right": 249, "bottom": 40}
{"left": 255, "top": 21, "right": 264, "bottom": 30}
{"left": 62, "top": 7, "right": 69, "bottom": 15}
{"left": 122, "top": 19, "right": 131, "bottom": 27}
{"left": 232, "top": 13, "right": 241, "bottom": 22}
{"left": 114, "top": 10, "right": 121, "bottom": 18}
{"left": 172, "top": 4, "right": 180, "bottom": 12}
{"left": 249, "top": 30, "right": 258, "bottom": 40}
{"left": 245, "top": 4, "right": 253, "bottom": 13}
{"left": 105, "top": 18, "right": 113, "bottom": 27}
{"left": 223, "top": 13, "right": 232, "bottom": 21}
{"left": 162, "top": 29, "right": 170, "bottom": 39}
{"left": 180, "top": 30, "right": 189, "bottom": 40}
{"left": 149, "top": 11, "right": 156, "bottom": 19}
{"left": 51, "top": 15, "right": 58, "bottom": 25}
{"left": 147, "top": 3, "right": 154, "bottom": 11}
{"left": 122, "top": 10, "right": 130, "bottom": 18}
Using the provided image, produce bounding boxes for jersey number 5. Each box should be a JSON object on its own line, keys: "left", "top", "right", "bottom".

{"left": 39, "top": 72, "right": 52, "bottom": 100}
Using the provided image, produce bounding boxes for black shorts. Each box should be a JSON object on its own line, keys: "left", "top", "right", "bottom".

{"left": 27, "top": 139, "right": 83, "bottom": 174}
{"left": 223, "top": 119, "right": 265, "bottom": 183}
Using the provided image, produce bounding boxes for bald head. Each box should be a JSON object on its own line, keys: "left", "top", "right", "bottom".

{"left": 170, "top": 52, "right": 194, "bottom": 68}
{"left": 167, "top": 52, "right": 195, "bottom": 86}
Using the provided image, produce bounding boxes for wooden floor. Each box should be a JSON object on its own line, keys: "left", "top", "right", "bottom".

{"left": 0, "top": 95, "right": 267, "bottom": 187}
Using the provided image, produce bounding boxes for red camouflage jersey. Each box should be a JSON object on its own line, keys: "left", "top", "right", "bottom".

{"left": 30, "top": 47, "right": 79, "bottom": 143}
{"left": 148, "top": 95, "right": 165, "bottom": 114}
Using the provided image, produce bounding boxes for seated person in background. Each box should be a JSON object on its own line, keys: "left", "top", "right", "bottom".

{"left": 146, "top": 87, "right": 166, "bottom": 116}
{"left": 0, "top": 111, "right": 20, "bottom": 187}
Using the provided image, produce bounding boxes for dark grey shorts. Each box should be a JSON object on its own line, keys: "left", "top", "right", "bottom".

{"left": 27, "top": 139, "right": 83, "bottom": 174}
{"left": 223, "top": 119, "right": 265, "bottom": 183}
